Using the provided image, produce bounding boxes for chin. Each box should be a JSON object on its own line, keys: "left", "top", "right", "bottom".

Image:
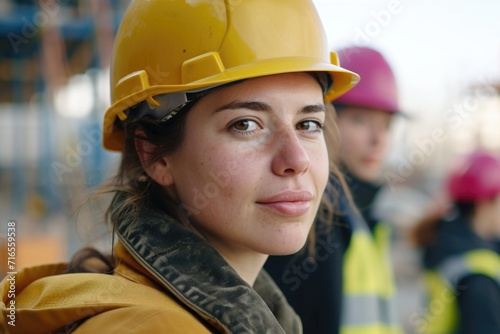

{"left": 355, "top": 167, "right": 380, "bottom": 183}
{"left": 252, "top": 215, "right": 315, "bottom": 255}
{"left": 261, "top": 235, "right": 309, "bottom": 256}
{"left": 268, "top": 247, "right": 304, "bottom": 256}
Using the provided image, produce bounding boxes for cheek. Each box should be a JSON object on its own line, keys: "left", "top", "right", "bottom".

{"left": 339, "top": 125, "right": 367, "bottom": 158}
{"left": 171, "top": 141, "right": 222, "bottom": 204}
{"left": 183, "top": 145, "right": 254, "bottom": 205}
{"left": 378, "top": 132, "right": 391, "bottom": 149}
{"left": 310, "top": 142, "right": 330, "bottom": 189}
{"left": 206, "top": 143, "right": 260, "bottom": 183}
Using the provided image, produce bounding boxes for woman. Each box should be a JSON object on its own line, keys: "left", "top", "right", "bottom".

{"left": 0, "top": 0, "right": 358, "bottom": 333}
{"left": 265, "top": 46, "right": 402, "bottom": 334}
{"left": 412, "top": 150, "right": 500, "bottom": 334}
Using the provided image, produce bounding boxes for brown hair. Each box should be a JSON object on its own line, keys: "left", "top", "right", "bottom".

{"left": 66, "top": 93, "right": 351, "bottom": 273}
{"left": 64, "top": 101, "right": 192, "bottom": 274}
{"left": 308, "top": 103, "right": 352, "bottom": 254}
{"left": 409, "top": 211, "right": 443, "bottom": 247}
{"left": 410, "top": 201, "right": 476, "bottom": 247}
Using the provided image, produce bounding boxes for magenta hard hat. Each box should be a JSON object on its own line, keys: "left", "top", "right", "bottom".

{"left": 333, "top": 46, "right": 399, "bottom": 113}
{"left": 447, "top": 150, "right": 500, "bottom": 202}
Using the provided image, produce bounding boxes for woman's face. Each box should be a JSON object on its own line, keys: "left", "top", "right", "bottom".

{"left": 336, "top": 107, "right": 392, "bottom": 182}
{"left": 164, "top": 73, "right": 329, "bottom": 256}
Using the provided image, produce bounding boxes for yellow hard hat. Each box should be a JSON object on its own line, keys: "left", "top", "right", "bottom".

{"left": 103, "top": 0, "right": 359, "bottom": 151}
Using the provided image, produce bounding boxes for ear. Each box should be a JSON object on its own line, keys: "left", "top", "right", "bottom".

{"left": 134, "top": 129, "right": 174, "bottom": 187}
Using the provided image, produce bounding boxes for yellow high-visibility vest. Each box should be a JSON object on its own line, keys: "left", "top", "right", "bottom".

{"left": 341, "top": 218, "right": 401, "bottom": 334}
{"left": 419, "top": 249, "right": 500, "bottom": 334}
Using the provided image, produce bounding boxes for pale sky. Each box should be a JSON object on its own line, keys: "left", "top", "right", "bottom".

{"left": 313, "top": 0, "right": 500, "bottom": 164}
{"left": 313, "top": 0, "right": 500, "bottom": 117}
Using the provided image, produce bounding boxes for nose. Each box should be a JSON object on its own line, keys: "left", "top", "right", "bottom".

{"left": 369, "top": 123, "right": 387, "bottom": 148}
{"left": 271, "top": 129, "right": 310, "bottom": 176}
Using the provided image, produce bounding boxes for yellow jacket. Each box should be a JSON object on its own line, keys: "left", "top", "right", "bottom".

{"left": 1, "top": 242, "right": 211, "bottom": 333}
{"left": 421, "top": 249, "right": 500, "bottom": 334}
{"left": 1, "top": 241, "right": 300, "bottom": 334}
{"left": 341, "top": 221, "right": 400, "bottom": 334}
{"left": 1, "top": 194, "right": 301, "bottom": 333}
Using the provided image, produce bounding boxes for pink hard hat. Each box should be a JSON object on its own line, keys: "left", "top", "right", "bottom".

{"left": 333, "top": 46, "right": 399, "bottom": 113}
{"left": 447, "top": 150, "right": 500, "bottom": 202}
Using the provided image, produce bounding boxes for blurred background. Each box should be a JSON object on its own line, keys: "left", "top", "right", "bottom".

{"left": 0, "top": 0, "right": 499, "bottom": 332}
{"left": 0, "top": 0, "right": 126, "bottom": 272}
{"left": 317, "top": 0, "right": 500, "bottom": 332}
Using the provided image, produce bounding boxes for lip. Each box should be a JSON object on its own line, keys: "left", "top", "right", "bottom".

{"left": 256, "top": 190, "right": 314, "bottom": 216}
{"left": 363, "top": 157, "right": 379, "bottom": 164}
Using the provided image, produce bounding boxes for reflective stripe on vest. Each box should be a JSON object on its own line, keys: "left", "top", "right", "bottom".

{"left": 341, "top": 219, "right": 401, "bottom": 334}
{"left": 420, "top": 249, "right": 500, "bottom": 334}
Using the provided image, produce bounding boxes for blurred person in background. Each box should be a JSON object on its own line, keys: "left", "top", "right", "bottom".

{"left": 411, "top": 150, "right": 500, "bottom": 334}
{"left": 0, "top": 0, "right": 360, "bottom": 333}
{"left": 266, "top": 46, "right": 402, "bottom": 334}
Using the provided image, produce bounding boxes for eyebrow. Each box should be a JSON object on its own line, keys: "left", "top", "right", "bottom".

{"left": 214, "top": 101, "right": 326, "bottom": 114}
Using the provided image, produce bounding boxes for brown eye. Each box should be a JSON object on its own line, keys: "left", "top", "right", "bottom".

{"left": 296, "top": 120, "right": 323, "bottom": 131}
{"left": 230, "top": 119, "right": 260, "bottom": 135}
{"left": 234, "top": 120, "right": 251, "bottom": 130}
